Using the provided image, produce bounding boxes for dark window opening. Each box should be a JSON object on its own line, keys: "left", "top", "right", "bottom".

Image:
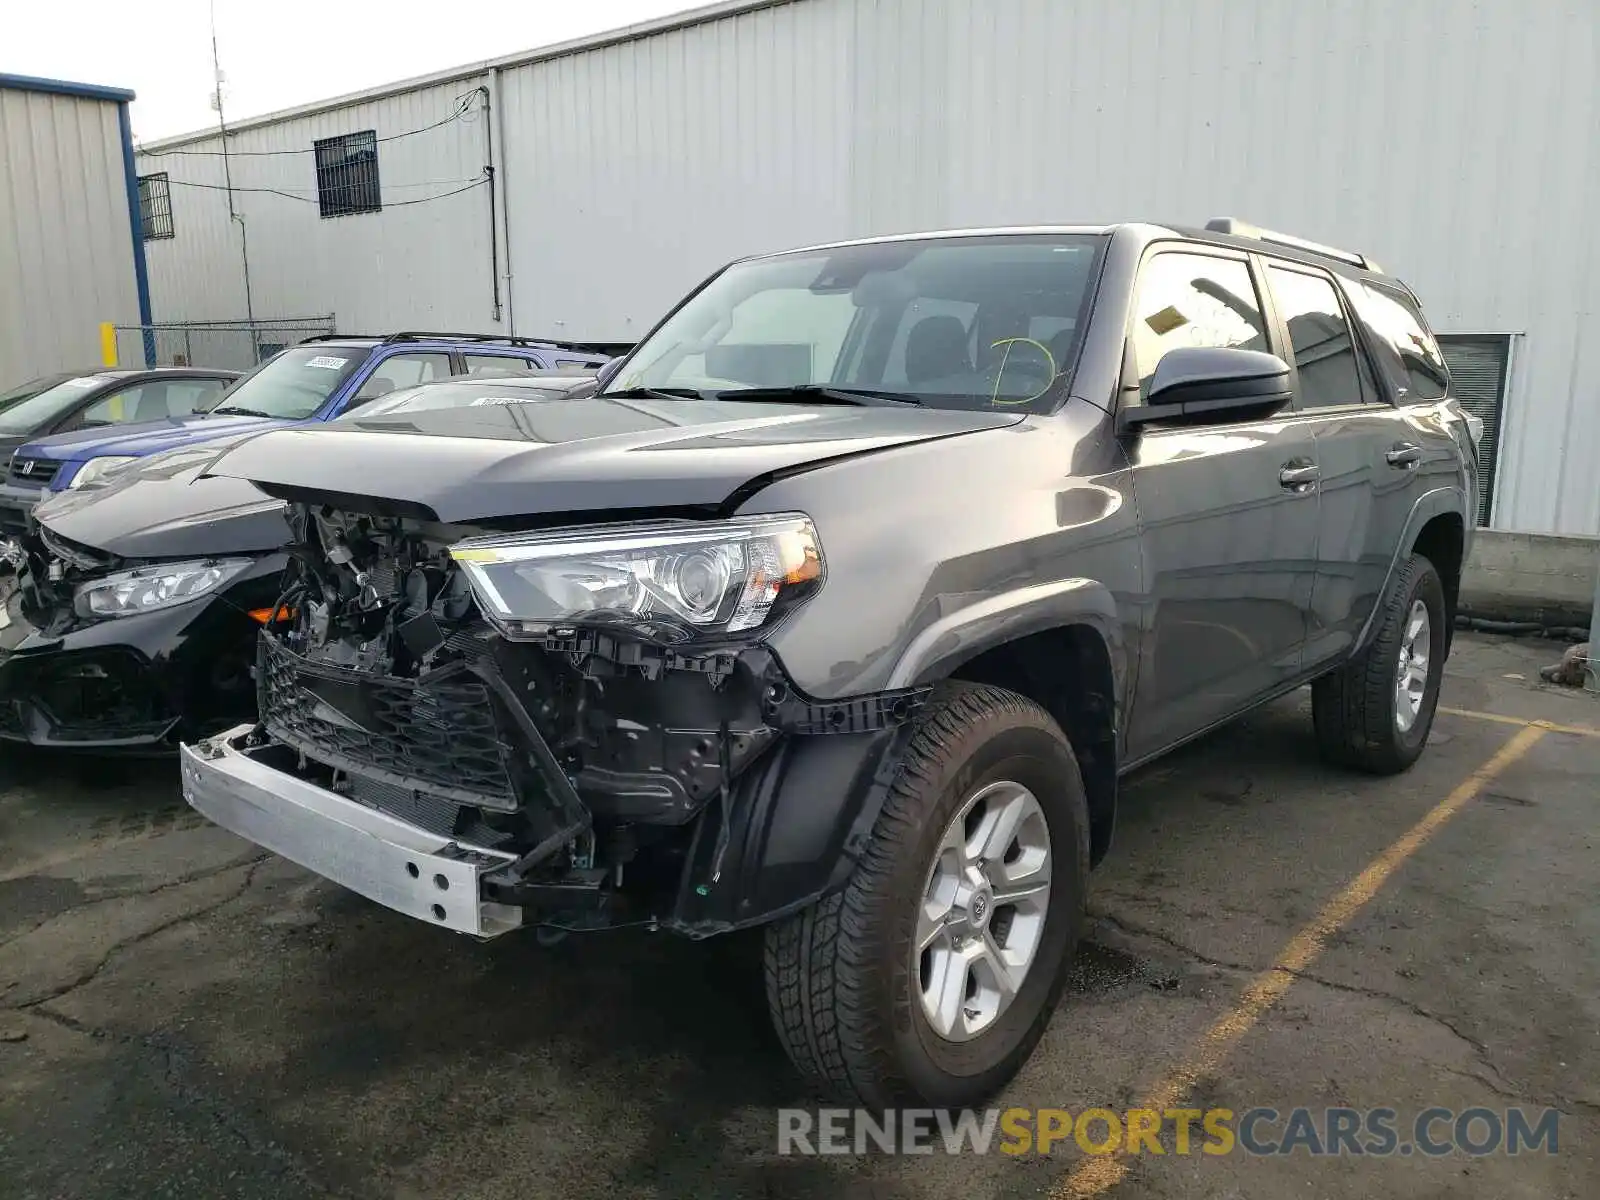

{"left": 1437, "top": 334, "right": 1513, "bottom": 526}
{"left": 137, "top": 173, "right": 174, "bottom": 239}
{"left": 314, "top": 130, "right": 381, "bottom": 218}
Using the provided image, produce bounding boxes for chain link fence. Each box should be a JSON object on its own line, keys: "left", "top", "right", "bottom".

{"left": 112, "top": 316, "right": 336, "bottom": 372}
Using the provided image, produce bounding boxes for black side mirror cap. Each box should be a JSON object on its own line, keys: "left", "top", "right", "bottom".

{"left": 1118, "top": 346, "right": 1292, "bottom": 431}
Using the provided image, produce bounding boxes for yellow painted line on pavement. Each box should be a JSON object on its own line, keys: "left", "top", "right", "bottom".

{"left": 1440, "top": 705, "right": 1600, "bottom": 739}
{"left": 1052, "top": 722, "right": 1549, "bottom": 1198}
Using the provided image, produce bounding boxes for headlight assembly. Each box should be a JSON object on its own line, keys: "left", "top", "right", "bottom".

{"left": 448, "top": 514, "right": 823, "bottom": 641}
{"left": 74, "top": 558, "right": 252, "bottom": 619}
{"left": 68, "top": 456, "right": 139, "bottom": 489}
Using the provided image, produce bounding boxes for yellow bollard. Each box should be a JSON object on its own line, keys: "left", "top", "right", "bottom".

{"left": 99, "top": 322, "right": 118, "bottom": 368}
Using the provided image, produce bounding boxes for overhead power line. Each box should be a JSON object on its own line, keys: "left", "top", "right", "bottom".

{"left": 137, "top": 92, "right": 479, "bottom": 158}
{"left": 163, "top": 174, "right": 491, "bottom": 206}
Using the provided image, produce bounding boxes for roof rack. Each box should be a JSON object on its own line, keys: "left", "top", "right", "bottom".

{"left": 383, "top": 331, "right": 631, "bottom": 355}
{"left": 293, "top": 331, "right": 632, "bottom": 356}
{"left": 1205, "top": 218, "right": 1383, "bottom": 274}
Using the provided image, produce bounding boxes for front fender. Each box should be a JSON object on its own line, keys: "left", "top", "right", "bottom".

{"left": 884, "top": 577, "right": 1126, "bottom": 711}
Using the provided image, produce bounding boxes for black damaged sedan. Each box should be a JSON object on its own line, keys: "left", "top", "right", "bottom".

{"left": 0, "top": 373, "right": 597, "bottom": 749}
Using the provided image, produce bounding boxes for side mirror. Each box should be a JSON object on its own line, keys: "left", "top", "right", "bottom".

{"left": 594, "top": 355, "right": 626, "bottom": 390}
{"left": 1119, "top": 347, "right": 1291, "bottom": 431}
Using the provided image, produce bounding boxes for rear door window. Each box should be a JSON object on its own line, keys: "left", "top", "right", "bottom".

{"left": 1266, "top": 265, "right": 1368, "bottom": 409}
{"left": 464, "top": 353, "right": 536, "bottom": 377}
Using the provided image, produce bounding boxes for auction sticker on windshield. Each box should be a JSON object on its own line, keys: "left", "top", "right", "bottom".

{"left": 306, "top": 356, "right": 352, "bottom": 370}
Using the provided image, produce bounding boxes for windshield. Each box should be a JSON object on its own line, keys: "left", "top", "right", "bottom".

{"left": 0, "top": 375, "right": 116, "bottom": 434}
{"left": 0, "top": 373, "right": 72, "bottom": 411}
{"left": 607, "top": 234, "right": 1104, "bottom": 412}
{"left": 208, "top": 345, "right": 368, "bottom": 420}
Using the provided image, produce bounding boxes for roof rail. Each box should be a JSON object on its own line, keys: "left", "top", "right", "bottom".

{"left": 382, "top": 331, "right": 630, "bottom": 356}
{"left": 292, "top": 331, "right": 632, "bottom": 355}
{"left": 1205, "top": 218, "right": 1383, "bottom": 274}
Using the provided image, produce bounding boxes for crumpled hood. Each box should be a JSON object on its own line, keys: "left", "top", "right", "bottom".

{"left": 204, "top": 396, "right": 1023, "bottom": 522}
{"left": 17, "top": 413, "right": 290, "bottom": 463}
{"left": 32, "top": 434, "right": 288, "bottom": 560}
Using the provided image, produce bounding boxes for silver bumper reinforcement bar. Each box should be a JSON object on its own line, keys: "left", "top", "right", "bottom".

{"left": 180, "top": 724, "right": 524, "bottom": 937}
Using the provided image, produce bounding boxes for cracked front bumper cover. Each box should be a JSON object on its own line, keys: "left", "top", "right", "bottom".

{"left": 180, "top": 724, "right": 525, "bottom": 937}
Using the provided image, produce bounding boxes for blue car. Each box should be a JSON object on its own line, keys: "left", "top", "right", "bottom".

{"left": 0, "top": 332, "right": 617, "bottom": 533}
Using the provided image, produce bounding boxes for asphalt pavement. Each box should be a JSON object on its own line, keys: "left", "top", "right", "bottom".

{"left": 1, "top": 632, "right": 1595, "bottom": 1199}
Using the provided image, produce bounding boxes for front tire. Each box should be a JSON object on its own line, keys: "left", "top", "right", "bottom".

{"left": 763, "top": 683, "right": 1089, "bottom": 1107}
{"left": 1312, "top": 552, "right": 1447, "bottom": 774}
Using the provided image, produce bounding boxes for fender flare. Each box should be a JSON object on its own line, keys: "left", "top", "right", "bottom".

{"left": 1352, "top": 485, "right": 1469, "bottom": 655}
{"left": 664, "top": 580, "right": 1126, "bottom": 935}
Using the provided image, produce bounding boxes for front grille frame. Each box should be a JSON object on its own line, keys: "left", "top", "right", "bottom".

{"left": 259, "top": 631, "right": 524, "bottom": 811}
{"left": 8, "top": 456, "right": 60, "bottom": 487}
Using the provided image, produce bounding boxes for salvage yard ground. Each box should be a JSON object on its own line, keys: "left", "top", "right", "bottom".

{"left": 1, "top": 633, "right": 1595, "bottom": 1199}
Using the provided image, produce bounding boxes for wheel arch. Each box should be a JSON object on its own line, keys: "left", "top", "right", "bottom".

{"left": 1410, "top": 510, "right": 1466, "bottom": 655}
{"left": 1354, "top": 486, "right": 1469, "bottom": 659}
{"left": 940, "top": 624, "right": 1120, "bottom": 867}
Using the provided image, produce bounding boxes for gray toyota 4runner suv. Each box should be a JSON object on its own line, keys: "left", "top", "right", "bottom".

{"left": 181, "top": 220, "right": 1476, "bottom": 1107}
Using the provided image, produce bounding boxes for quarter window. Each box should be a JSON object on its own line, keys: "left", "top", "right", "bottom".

{"left": 1349, "top": 283, "right": 1450, "bottom": 400}
{"left": 1267, "top": 266, "right": 1366, "bottom": 409}
{"left": 1131, "top": 253, "right": 1267, "bottom": 393}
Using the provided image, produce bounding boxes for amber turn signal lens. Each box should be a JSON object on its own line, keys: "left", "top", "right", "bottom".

{"left": 247, "top": 605, "right": 297, "bottom": 624}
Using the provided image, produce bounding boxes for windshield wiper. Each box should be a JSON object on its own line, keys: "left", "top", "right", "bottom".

{"left": 717, "top": 385, "right": 923, "bottom": 407}
{"left": 599, "top": 386, "right": 706, "bottom": 401}
{"left": 207, "top": 405, "right": 276, "bottom": 418}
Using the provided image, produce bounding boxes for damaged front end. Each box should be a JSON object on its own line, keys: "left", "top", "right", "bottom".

{"left": 0, "top": 522, "right": 286, "bottom": 748}
{"left": 183, "top": 502, "right": 927, "bottom": 937}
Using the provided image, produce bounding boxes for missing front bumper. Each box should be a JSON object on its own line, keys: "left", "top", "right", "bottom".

{"left": 180, "top": 724, "right": 525, "bottom": 937}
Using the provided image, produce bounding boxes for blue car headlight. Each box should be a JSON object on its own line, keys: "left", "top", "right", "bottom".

{"left": 68, "top": 456, "right": 140, "bottom": 490}
{"left": 447, "top": 514, "right": 823, "bottom": 642}
{"left": 74, "top": 557, "right": 252, "bottom": 619}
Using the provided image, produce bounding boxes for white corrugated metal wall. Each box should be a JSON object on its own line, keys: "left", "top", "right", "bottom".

{"left": 138, "top": 76, "right": 496, "bottom": 330}
{"left": 136, "top": 0, "right": 1600, "bottom": 536}
{"left": 0, "top": 82, "right": 142, "bottom": 382}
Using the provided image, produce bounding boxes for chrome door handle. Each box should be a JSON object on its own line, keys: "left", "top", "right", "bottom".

{"left": 1386, "top": 442, "right": 1423, "bottom": 468}
{"left": 1279, "top": 463, "right": 1320, "bottom": 491}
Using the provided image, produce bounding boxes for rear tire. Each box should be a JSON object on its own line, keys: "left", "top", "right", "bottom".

{"left": 1312, "top": 553, "right": 1446, "bottom": 774}
{"left": 763, "top": 682, "right": 1089, "bottom": 1107}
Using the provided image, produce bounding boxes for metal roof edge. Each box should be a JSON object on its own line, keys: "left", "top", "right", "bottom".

{"left": 0, "top": 72, "right": 136, "bottom": 103}
{"left": 135, "top": 0, "right": 795, "bottom": 152}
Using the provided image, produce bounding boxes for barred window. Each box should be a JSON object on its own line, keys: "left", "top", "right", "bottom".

{"left": 137, "top": 173, "right": 174, "bottom": 239}
{"left": 313, "top": 130, "right": 381, "bottom": 218}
